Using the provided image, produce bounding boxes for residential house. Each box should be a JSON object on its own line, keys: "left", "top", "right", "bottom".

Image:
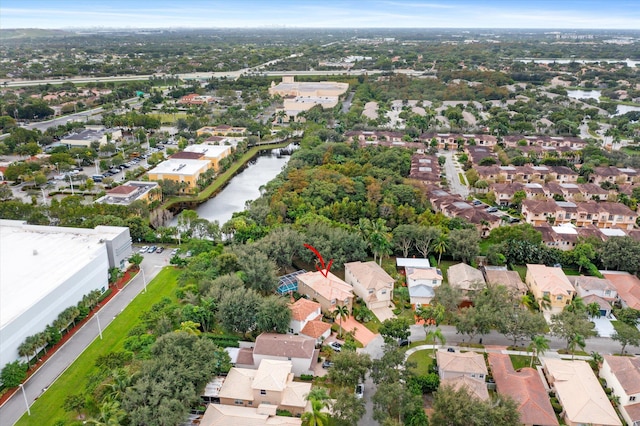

{"left": 427, "top": 188, "right": 500, "bottom": 237}
{"left": 296, "top": 271, "right": 354, "bottom": 314}
{"left": 591, "top": 166, "right": 639, "bottom": 186}
{"left": 252, "top": 333, "right": 318, "bottom": 377}
{"left": 542, "top": 358, "right": 621, "bottom": 426}
{"left": 568, "top": 276, "right": 617, "bottom": 302}
{"left": 436, "top": 350, "right": 489, "bottom": 401}
{"left": 525, "top": 264, "right": 575, "bottom": 314}
{"left": 600, "top": 355, "right": 640, "bottom": 426}
{"left": 288, "top": 298, "right": 331, "bottom": 344}
{"left": 446, "top": 263, "right": 486, "bottom": 294}
{"left": 406, "top": 267, "right": 443, "bottom": 308}
{"left": 601, "top": 272, "right": 640, "bottom": 310}
{"left": 199, "top": 404, "right": 302, "bottom": 426}
{"left": 217, "top": 359, "right": 311, "bottom": 416}
{"left": 522, "top": 199, "right": 637, "bottom": 230}
{"left": 482, "top": 266, "right": 527, "bottom": 297}
{"left": 409, "top": 153, "right": 441, "bottom": 184}
{"left": 488, "top": 353, "right": 558, "bottom": 426}
{"left": 536, "top": 223, "right": 628, "bottom": 251}
{"left": 344, "top": 261, "right": 394, "bottom": 310}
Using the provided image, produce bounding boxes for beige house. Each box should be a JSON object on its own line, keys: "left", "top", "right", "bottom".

{"left": 217, "top": 359, "right": 311, "bottom": 416}
{"left": 252, "top": 333, "right": 318, "bottom": 377}
{"left": 482, "top": 267, "right": 527, "bottom": 297}
{"left": 288, "top": 298, "right": 331, "bottom": 344}
{"left": 542, "top": 358, "right": 621, "bottom": 426}
{"left": 344, "top": 261, "right": 394, "bottom": 310}
{"left": 146, "top": 158, "right": 211, "bottom": 191}
{"left": 600, "top": 355, "right": 640, "bottom": 426}
{"left": 446, "top": 263, "right": 486, "bottom": 293}
{"left": 525, "top": 264, "right": 575, "bottom": 314}
{"left": 436, "top": 350, "right": 489, "bottom": 401}
{"left": 200, "top": 404, "right": 302, "bottom": 426}
{"left": 296, "top": 271, "right": 354, "bottom": 314}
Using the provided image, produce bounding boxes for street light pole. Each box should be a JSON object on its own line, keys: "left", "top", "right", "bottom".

{"left": 19, "top": 384, "right": 30, "bottom": 416}
{"left": 141, "top": 266, "right": 147, "bottom": 293}
{"left": 68, "top": 174, "right": 75, "bottom": 195}
{"left": 96, "top": 313, "right": 103, "bottom": 339}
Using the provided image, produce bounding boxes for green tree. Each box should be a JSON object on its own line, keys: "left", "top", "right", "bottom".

{"left": 333, "top": 304, "right": 350, "bottom": 338}
{"left": 379, "top": 317, "right": 411, "bottom": 344}
{"left": 447, "top": 228, "right": 479, "bottom": 264}
{"left": 330, "top": 388, "right": 366, "bottom": 426}
{"left": 611, "top": 322, "right": 640, "bottom": 355}
{"left": 433, "top": 234, "right": 448, "bottom": 266}
{"left": 372, "top": 381, "right": 424, "bottom": 425}
{"left": 498, "top": 305, "right": 546, "bottom": 347}
{"left": 414, "top": 226, "right": 441, "bottom": 259}
{"left": 128, "top": 253, "right": 143, "bottom": 268}
{"left": 572, "top": 242, "right": 596, "bottom": 273}
{"left": 63, "top": 393, "right": 86, "bottom": 416}
{"left": 550, "top": 309, "right": 596, "bottom": 351}
{"left": 256, "top": 295, "right": 292, "bottom": 334}
{"left": 392, "top": 224, "right": 418, "bottom": 258}
{"left": 217, "top": 287, "right": 260, "bottom": 337}
{"left": 0, "top": 360, "right": 28, "bottom": 388}
{"left": 599, "top": 237, "right": 640, "bottom": 274}
{"left": 528, "top": 335, "right": 550, "bottom": 368}
{"left": 431, "top": 385, "right": 520, "bottom": 426}
{"left": 328, "top": 351, "right": 372, "bottom": 388}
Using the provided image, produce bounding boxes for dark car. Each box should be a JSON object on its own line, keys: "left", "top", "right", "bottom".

{"left": 398, "top": 339, "right": 410, "bottom": 347}
{"left": 447, "top": 347, "right": 455, "bottom": 352}
{"left": 322, "top": 360, "right": 334, "bottom": 369}
{"left": 156, "top": 247, "right": 164, "bottom": 254}
{"left": 486, "top": 207, "right": 499, "bottom": 213}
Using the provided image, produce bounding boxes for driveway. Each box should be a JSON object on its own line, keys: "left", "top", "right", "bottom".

{"left": 592, "top": 315, "right": 616, "bottom": 338}
{"left": 371, "top": 306, "right": 395, "bottom": 322}
{"left": 338, "top": 316, "right": 378, "bottom": 346}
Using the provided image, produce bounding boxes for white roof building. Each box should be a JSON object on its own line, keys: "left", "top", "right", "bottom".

{"left": 0, "top": 220, "right": 131, "bottom": 368}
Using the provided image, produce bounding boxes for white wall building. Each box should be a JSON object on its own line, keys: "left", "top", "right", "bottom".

{"left": 0, "top": 220, "right": 131, "bottom": 369}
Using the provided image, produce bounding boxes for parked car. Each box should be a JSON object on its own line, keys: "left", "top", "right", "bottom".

{"left": 139, "top": 246, "right": 149, "bottom": 253}
{"left": 486, "top": 207, "right": 498, "bottom": 213}
{"left": 509, "top": 217, "right": 520, "bottom": 223}
{"left": 322, "top": 360, "right": 334, "bottom": 369}
{"left": 472, "top": 200, "right": 483, "bottom": 206}
{"left": 147, "top": 245, "right": 157, "bottom": 253}
{"left": 355, "top": 383, "right": 364, "bottom": 399}
{"left": 171, "top": 248, "right": 179, "bottom": 255}
{"left": 329, "top": 342, "right": 342, "bottom": 352}
{"left": 447, "top": 347, "right": 455, "bottom": 353}
{"left": 156, "top": 247, "right": 164, "bottom": 254}
{"left": 398, "top": 338, "right": 410, "bottom": 347}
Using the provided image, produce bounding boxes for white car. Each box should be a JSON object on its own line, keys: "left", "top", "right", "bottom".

{"left": 139, "top": 246, "right": 149, "bottom": 253}
{"left": 355, "top": 383, "right": 364, "bottom": 399}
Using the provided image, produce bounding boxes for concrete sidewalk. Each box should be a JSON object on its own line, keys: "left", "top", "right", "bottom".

{"left": 405, "top": 344, "right": 591, "bottom": 361}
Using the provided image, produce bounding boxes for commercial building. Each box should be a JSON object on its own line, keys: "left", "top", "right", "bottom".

{"left": 0, "top": 220, "right": 131, "bottom": 369}
{"left": 269, "top": 76, "right": 348, "bottom": 122}
{"left": 183, "top": 144, "right": 232, "bottom": 171}
{"left": 60, "top": 126, "right": 122, "bottom": 148}
{"left": 95, "top": 181, "right": 161, "bottom": 206}
{"left": 146, "top": 158, "right": 211, "bottom": 191}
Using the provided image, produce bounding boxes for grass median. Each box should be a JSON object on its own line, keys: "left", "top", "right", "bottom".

{"left": 16, "top": 267, "right": 181, "bottom": 426}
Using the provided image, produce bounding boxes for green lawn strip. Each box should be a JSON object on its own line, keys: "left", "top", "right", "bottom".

{"left": 509, "top": 264, "right": 528, "bottom": 282}
{"left": 437, "top": 260, "right": 459, "bottom": 284}
{"left": 407, "top": 350, "right": 434, "bottom": 376}
{"left": 160, "top": 141, "right": 290, "bottom": 211}
{"left": 16, "top": 267, "right": 181, "bottom": 425}
{"left": 457, "top": 172, "right": 467, "bottom": 185}
{"left": 509, "top": 354, "right": 531, "bottom": 370}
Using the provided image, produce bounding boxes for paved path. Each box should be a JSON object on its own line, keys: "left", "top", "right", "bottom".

{"left": 405, "top": 344, "right": 591, "bottom": 361}
{"left": 441, "top": 150, "right": 470, "bottom": 198}
{"left": 0, "top": 250, "right": 173, "bottom": 426}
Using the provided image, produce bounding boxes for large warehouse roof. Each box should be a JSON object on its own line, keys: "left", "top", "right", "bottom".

{"left": 0, "top": 220, "right": 124, "bottom": 328}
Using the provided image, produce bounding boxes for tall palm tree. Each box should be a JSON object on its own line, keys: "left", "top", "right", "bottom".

{"left": 333, "top": 305, "right": 350, "bottom": 338}
{"left": 426, "top": 328, "right": 446, "bottom": 355}
{"left": 586, "top": 302, "right": 601, "bottom": 319}
{"left": 528, "top": 335, "right": 550, "bottom": 368}
{"left": 568, "top": 333, "right": 586, "bottom": 359}
{"left": 539, "top": 294, "right": 552, "bottom": 312}
{"left": 302, "top": 398, "right": 330, "bottom": 426}
{"left": 433, "top": 235, "right": 448, "bottom": 266}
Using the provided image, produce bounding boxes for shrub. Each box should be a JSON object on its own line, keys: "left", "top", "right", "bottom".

{"left": 299, "top": 374, "right": 314, "bottom": 381}
{"left": 0, "top": 360, "right": 28, "bottom": 388}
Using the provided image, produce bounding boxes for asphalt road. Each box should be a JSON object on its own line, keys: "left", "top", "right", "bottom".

{"left": 441, "top": 150, "right": 470, "bottom": 198}
{"left": 0, "top": 249, "right": 174, "bottom": 426}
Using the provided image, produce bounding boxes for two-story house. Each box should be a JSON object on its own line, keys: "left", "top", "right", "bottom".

{"left": 288, "top": 298, "right": 331, "bottom": 344}
{"left": 600, "top": 355, "right": 640, "bottom": 426}
{"left": 406, "top": 266, "right": 443, "bottom": 308}
{"left": 568, "top": 276, "right": 617, "bottom": 317}
{"left": 525, "top": 264, "right": 575, "bottom": 315}
{"left": 217, "top": 359, "right": 311, "bottom": 416}
{"left": 344, "top": 261, "right": 394, "bottom": 311}
{"left": 296, "top": 271, "right": 354, "bottom": 314}
{"left": 252, "top": 333, "right": 318, "bottom": 377}
{"left": 436, "top": 350, "right": 489, "bottom": 401}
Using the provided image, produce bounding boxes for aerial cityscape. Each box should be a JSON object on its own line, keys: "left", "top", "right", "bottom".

{"left": 1, "top": 1, "right": 640, "bottom": 425}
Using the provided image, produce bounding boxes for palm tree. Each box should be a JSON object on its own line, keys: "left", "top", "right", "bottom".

{"left": 426, "top": 328, "right": 446, "bottom": 355}
{"left": 85, "top": 400, "right": 126, "bottom": 425}
{"left": 568, "top": 333, "right": 586, "bottom": 359}
{"left": 539, "top": 294, "right": 552, "bottom": 312}
{"left": 302, "top": 388, "right": 330, "bottom": 426}
{"left": 433, "top": 235, "right": 448, "bottom": 266}
{"left": 590, "top": 351, "right": 604, "bottom": 372}
{"left": 586, "top": 302, "right": 601, "bottom": 319}
{"left": 528, "top": 335, "right": 550, "bottom": 368}
{"left": 333, "top": 305, "right": 350, "bottom": 338}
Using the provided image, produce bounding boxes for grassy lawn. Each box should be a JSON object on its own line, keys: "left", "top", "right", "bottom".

{"left": 510, "top": 264, "right": 528, "bottom": 282}
{"left": 407, "top": 350, "right": 435, "bottom": 375}
{"left": 438, "top": 260, "right": 460, "bottom": 284}
{"left": 509, "top": 354, "right": 532, "bottom": 370}
{"left": 16, "top": 267, "right": 181, "bottom": 426}
{"left": 149, "top": 112, "right": 188, "bottom": 124}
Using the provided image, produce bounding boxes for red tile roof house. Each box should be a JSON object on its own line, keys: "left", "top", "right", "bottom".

{"left": 488, "top": 353, "right": 558, "bottom": 426}
{"left": 600, "top": 355, "right": 640, "bottom": 426}
{"left": 288, "top": 298, "right": 331, "bottom": 344}
{"left": 601, "top": 272, "right": 640, "bottom": 310}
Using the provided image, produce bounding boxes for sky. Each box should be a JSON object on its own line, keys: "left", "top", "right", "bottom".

{"left": 2, "top": 0, "right": 640, "bottom": 30}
